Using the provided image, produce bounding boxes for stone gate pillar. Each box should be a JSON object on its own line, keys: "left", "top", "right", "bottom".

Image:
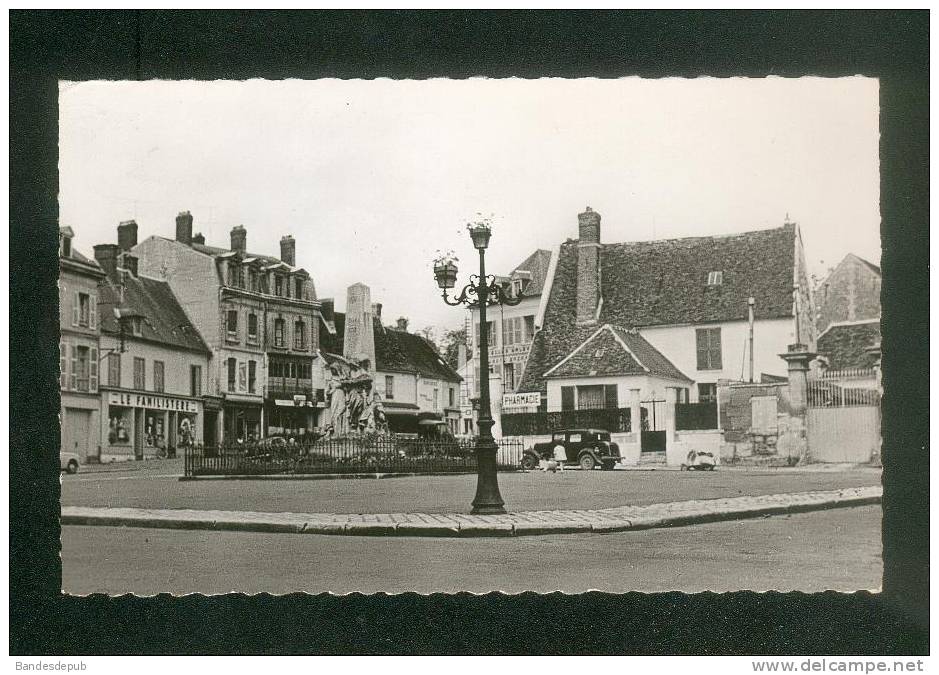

{"left": 779, "top": 343, "right": 817, "bottom": 416}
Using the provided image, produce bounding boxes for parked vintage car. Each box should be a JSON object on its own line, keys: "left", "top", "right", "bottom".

{"left": 681, "top": 450, "right": 716, "bottom": 471}
{"left": 521, "top": 429, "right": 621, "bottom": 471}
{"left": 60, "top": 450, "right": 81, "bottom": 474}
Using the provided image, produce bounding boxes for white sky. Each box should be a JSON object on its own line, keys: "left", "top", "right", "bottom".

{"left": 59, "top": 77, "right": 880, "bottom": 333}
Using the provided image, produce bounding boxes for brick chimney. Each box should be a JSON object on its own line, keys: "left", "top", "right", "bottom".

{"left": 93, "top": 243, "right": 120, "bottom": 279}
{"left": 192, "top": 232, "right": 205, "bottom": 246}
{"left": 396, "top": 317, "right": 409, "bottom": 332}
{"left": 230, "top": 225, "right": 246, "bottom": 253}
{"left": 280, "top": 235, "right": 296, "bottom": 266}
{"left": 576, "top": 206, "right": 602, "bottom": 325}
{"left": 117, "top": 220, "right": 138, "bottom": 252}
{"left": 175, "top": 211, "right": 193, "bottom": 245}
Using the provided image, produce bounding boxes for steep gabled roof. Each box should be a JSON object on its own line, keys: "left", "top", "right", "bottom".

{"left": 98, "top": 273, "right": 210, "bottom": 354}
{"left": 518, "top": 223, "right": 797, "bottom": 394}
{"left": 317, "top": 310, "right": 461, "bottom": 382}
{"left": 817, "top": 319, "right": 881, "bottom": 370}
{"left": 510, "top": 249, "right": 553, "bottom": 297}
{"left": 544, "top": 324, "right": 690, "bottom": 381}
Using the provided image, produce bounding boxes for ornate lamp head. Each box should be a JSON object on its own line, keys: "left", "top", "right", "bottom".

{"left": 467, "top": 220, "right": 492, "bottom": 250}
{"left": 432, "top": 252, "right": 459, "bottom": 289}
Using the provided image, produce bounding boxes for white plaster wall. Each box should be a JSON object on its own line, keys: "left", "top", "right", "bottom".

{"left": 639, "top": 317, "right": 794, "bottom": 395}
{"left": 377, "top": 370, "right": 417, "bottom": 405}
{"left": 100, "top": 334, "right": 210, "bottom": 395}
{"left": 670, "top": 429, "right": 723, "bottom": 466}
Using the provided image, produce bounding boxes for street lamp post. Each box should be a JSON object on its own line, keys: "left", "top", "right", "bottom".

{"left": 433, "top": 221, "right": 522, "bottom": 514}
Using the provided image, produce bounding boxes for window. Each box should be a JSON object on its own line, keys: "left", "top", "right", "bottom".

{"left": 524, "top": 315, "right": 536, "bottom": 342}
{"left": 295, "top": 278, "right": 304, "bottom": 299}
{"left": 561, "top": 386, "right": 575, "bottom": 411}
{"left": 131, "top": 316, "right": 142, "bottom": 336}
{"left": 605, "top": 384, "right": 619, "bottom": 409}
{"left": 475, "top": 321, "right": 496, "bottom": 348}
{"left": 190, "top": 365, "right": 202, "bottom": 396}
{"left": 247, "top": 313, "right": 258, "bottom": 341}
{"left": 433, "top": 388, "right": 439, "bottom": 411}
{"left": 504, "top": 362, "right": 515, "bottom": 391}
{"left": 511, "top": 279, "right": 523, "bottom": 298}
{"left": 238, "top": 361, "right": 247, "bottom": 391}
{"left": 133, "top": 357, "right": 146, "bottom": 390}
{"left": 108, "top": 353, "right": 121, "bottom": 387}
{"left": 61, "top": 236, "right": 71, "bottom": 257}
{"left": 70, "top": 345, "right": 92, "bottom": 392}
{"left": 227, "top": 358, "right": 236, "bottom": 391}
{"left": 698, "top": 383, "right": 717, "bottom": 403}
{"left": 59, "top": 342, "right": 67, "bottom": 389}
{"left": 707, "top": 271, "right": 723, "bottom": 285}
{"left": 294, "top": 320, "right": 306, "bottom": 349}
{"left": 228, "top": 264, "right": 245, "bottom": 288}
{"left": 274, "top": 275, "right": 284, "bottom": 297}
{"left": 568, "top": 432, "right": 582, "bottom": 443}
{"left": 248, "top": 360, "right": 257, "bottom": 394}
{"left": 274, "top": 318, "right": 286, "bottom": 347}
{"left": 226, "top": 310, "right": 239, "bottom": 336}
{"left": 153, "top": 361, "right": 165, "bottom": 393}
{"left": 695, "top": 327, "right": 723, "bottom": 370}
{"left": 248, "top": 268, "right": 258, "bottom": 292}
{"left": 449, "top": 387, "right": 455, "bottom": 407}
{"left": 503, "top": 317, "right": 524, "bottom": 346}
{"left": 385, "top": 375, "right": 394, "bottom": 400}
{"left": 576, "top": 385, "right": 604, "bottom": 410}
{"left": 77, "top": 293, "right": 90, "bottom": 327}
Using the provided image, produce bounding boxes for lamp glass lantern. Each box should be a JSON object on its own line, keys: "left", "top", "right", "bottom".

{"left": 433, "top": 259, "right": 459, "bottom": 289}
{"left": 467, "top": 222, "right": 492, "bottom": 250}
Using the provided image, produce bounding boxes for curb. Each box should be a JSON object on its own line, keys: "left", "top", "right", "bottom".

{"left": 178, "top": 471, "right": 485, "bottom": 481}
{"left": 61, "top": 487, "right": 881, "bottom": 538}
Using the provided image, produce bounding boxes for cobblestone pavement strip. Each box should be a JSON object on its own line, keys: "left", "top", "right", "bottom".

{"left": 60, "top": 485, "right": 881, "bottom": 537}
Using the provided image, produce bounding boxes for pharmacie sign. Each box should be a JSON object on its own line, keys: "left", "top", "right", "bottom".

{"left": 501, "top": 392, "right": 541, "bottom": 409}
{"left": 108, "top": 391, "right": 199, "bottom": 413}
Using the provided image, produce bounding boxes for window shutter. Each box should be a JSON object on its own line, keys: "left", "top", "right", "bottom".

{"left": 605, "top": 384, "right": 618, "bottom": 409}
{"left": 561, "top": 386, "right": 574, "bottom": 411}
{"left": 89, "top": 348, "right": 98, "bottom": 392}
{"left": 70, "top": 345, "right": 78, "bottom": 389}
{"left": 695, "top": 329, "right": 709, "bottom": 370}
{"left": 88, "top": 294, "right": 97, "bottom": 329}
{"left": 72, "top": 291, "right": 79, "bottom": 326}
{"left": 710, "top": 328, "right": 722, "bottom": 369}
{"left": 59, "top": 342, "right": 67, "bottom": 389}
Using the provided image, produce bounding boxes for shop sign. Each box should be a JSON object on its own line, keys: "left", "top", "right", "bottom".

{"left": 501, "top": 392, "right": 541, "bottom": 410}
{"left": 108, "top": 391, "right": 199, "bottom": 413}
{"left": 275, "top": 398, "right": 312, "bottom": 408}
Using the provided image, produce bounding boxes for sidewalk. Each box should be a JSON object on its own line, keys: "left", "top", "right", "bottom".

{"left": 61, "top": 485, "right": 881, "bottom": 538}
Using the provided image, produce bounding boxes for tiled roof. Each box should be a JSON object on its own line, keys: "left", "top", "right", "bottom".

{"left": 511, "top": 249, "right": 553, "bottom": 297}
{"left": 544, "top": 324, "right": 690, "bottom": 381}
{"left": 60, "top": 246, "right": 106, "bottom": 276}
{"left": 98, "top": 273, "right": 210, "bottom": 354}
{"left": 817, "top": 320, "right": 881, "bottom": 370}
{"left": 852, "top": 254, "right": 882, "bottom": 277}
{"left": 318, "top": 309, "right": 461, "bottom": 382}
{"left": 518, "top": 224, "right": 797, "bottom": 394}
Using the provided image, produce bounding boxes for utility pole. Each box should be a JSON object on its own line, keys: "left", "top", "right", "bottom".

{"left": 748, "top": 296, "right": 755, "bottom": 383}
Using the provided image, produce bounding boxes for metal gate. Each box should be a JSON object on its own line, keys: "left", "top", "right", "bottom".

{"left": 806, "top": 369, "right": 881, "bottom": 463}
{"left": 640, "top": 398, "right": 667, "bottom": 453}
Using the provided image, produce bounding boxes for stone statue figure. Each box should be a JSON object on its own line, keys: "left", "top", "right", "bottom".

{"left": 327, "top": 377, "right": 348, "bottom": 437}
{"left": 361, "top": 391, "right": 386, "bottom": 433}
{"left": 346, "top": 387, "right": 365, "bottom": 432}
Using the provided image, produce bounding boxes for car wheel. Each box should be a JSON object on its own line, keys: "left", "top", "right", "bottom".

{"left": 66, "top": 459, "right": 79, "bottom": 474}
{"left": 520, "top": 454, "right": 539, "bottom": 471}
{"left": 579, "top": 454, "right": 596, "bottom": 471}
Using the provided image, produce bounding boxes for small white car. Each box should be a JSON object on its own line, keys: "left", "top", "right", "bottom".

{"left": 681, "top": 450, "right": 716, "bottom": 471}
{"left": 60, "top": 451, "right": 81, "bottom": 474}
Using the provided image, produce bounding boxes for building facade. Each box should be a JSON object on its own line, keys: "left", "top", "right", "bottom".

{"left": 93, "top": 222, "right": 212, "bottom": 460}
{"left": 462, "top": 249, "right": 553, "bottom": 429}
{"left": 815, "top": 253, "right": 881, "bottom": 334}
{"left": 518, "top": 207, "right": 817, "bottom": 408}
{"left": 132, "top": 212, "right": 322, "bottom": 443}
{"left": 58, "top": 226, "right": 106, "bottom": 463}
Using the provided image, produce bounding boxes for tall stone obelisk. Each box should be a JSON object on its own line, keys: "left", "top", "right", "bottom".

{"left": 343, "top": 282, "right": 376, "bottom": 372}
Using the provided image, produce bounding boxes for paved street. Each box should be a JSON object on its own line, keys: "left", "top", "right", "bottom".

{"left": 62, "top": 504, "right": 882, "bottom": 595}
{"left": 62, "top": 465, "right": 881, "bottom": 514}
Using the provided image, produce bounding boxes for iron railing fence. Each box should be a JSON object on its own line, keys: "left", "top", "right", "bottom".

{"left": 501, "top": 407, "right": 632, "bottom": 437}
{"left": 184, "top": 436, "right": 525, "bottom": 477}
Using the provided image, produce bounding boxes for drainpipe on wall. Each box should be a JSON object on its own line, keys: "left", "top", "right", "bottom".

{"left": 748, "top": 296, "right": 755, "bottom": 383}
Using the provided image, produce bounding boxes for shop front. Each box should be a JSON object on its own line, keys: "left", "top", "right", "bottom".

{"left": 222, "top": 395, "right": 263, "bottom": 444}
{"left": 264, "top": 390, "right": 325, "bottom": 441}
{"left": 100, "top": 389, "right": 203, "bottom": 462}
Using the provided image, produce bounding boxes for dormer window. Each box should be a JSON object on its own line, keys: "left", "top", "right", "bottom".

{"left": 274, "top": 275, "right": 284, "bottom": 297}
{"left": 60, "top": 236, "right": 72, "bottom": 258}
{"left": 295, "top": 278, "right": 304, "bottom": 299}
{"left": 511, "top": 279, "right": 523, "bottom": 298}
{"left": 707, "top": 271, "right": 723, "bottom": 286}
{"left": 248, "top": 268, "right": 258, "bottom": 292}
{"left": 131, "top": 317, "right": 143, "bottom": 336}
{"left": 228, "top": 263, "right": 245, "bottom": 288}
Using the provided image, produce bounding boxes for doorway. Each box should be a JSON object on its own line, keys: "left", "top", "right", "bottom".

{"left": 640, "top": 398, "right": 667, "bottom": 453}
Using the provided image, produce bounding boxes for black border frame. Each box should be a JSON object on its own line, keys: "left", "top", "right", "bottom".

{"left": 10, "top": 10, "right": 928, "bottom": 655}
